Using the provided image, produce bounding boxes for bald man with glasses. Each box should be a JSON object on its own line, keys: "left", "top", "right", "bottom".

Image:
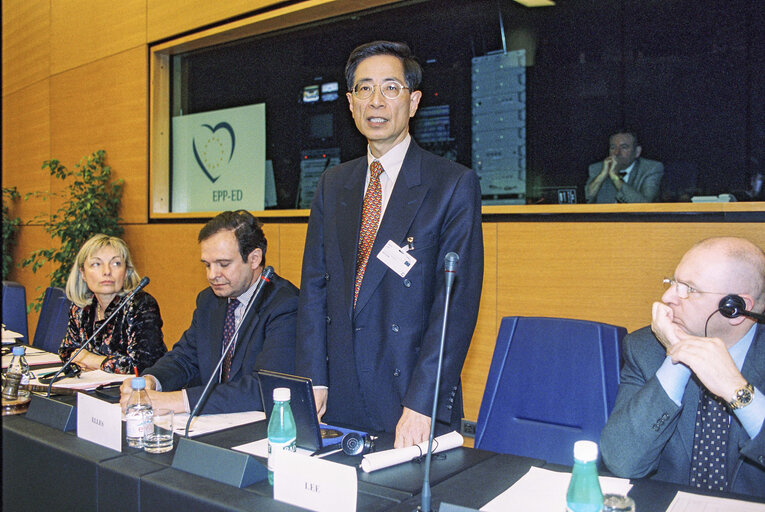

{"left": 601, "top": 237, "right": 765, "bottom": 497}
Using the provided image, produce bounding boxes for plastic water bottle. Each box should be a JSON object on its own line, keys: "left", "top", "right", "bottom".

{"left": 125, "top": 377, "right": 153, "bottom": 448}
{"left": 566, "top": 440, "right": 603, "bottom": 512}
{"left": 8, "top": 346, "right": 31, "bottom": 397}
{"left": 267, "top": 387, "right": 297, "bottom": 485}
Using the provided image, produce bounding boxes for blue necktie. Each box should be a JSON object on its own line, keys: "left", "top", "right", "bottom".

{"left": 690, "top": 389, "right": 729, "bottom": 491}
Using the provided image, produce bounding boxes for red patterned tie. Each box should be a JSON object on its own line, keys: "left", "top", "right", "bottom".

{"left": 354, "top": 160, "right": 384, "bottom": 307}
{"left": 220, "top": 300, "right": 239, "bottom": 382}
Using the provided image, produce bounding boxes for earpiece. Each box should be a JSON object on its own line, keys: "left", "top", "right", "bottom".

{"left": 718, "top": 294, "right": 765, "bottom": 322}
{"left": 341, "top": 432, "right": 375, "bottom": 456}
{"left": 719, "top": 294, "right": 748, "bottom": 319}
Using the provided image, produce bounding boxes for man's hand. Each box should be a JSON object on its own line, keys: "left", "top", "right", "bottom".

{"left": 394, "top": 407, "right": 431, "bottom": 448}
{"left": 313, "top": 388, "right": 328, "bottom": 423}
{"left": 651, "top": 301, "right": 682, "bottom": 350}
{"left": 667, "top": 332, "right": 747, "bottom": 403}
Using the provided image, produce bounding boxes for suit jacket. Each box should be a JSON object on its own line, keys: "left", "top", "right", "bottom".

{"left": 145, "top": 273, "right": 298, "bottom": 414}
{"left": 601, "top": 325, "right": 765, "bottom": 497}
{"left": 296, "top": 141, "right": 484, "bottom": 433}
{"left": 585, "top": 158, "right": 664, "bottom": 203}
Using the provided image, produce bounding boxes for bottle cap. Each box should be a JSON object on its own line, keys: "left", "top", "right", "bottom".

{"left": 11, "top": 346, "right": 26, "bottom": 356}
{"left": 273, "top": 387, "right": 290, "bottom": 402}
{"left": 131, "top": 377, "right": 146, "bottom": 390}
{"left": 573, "top": 440, "right": 598, "bottom": 462}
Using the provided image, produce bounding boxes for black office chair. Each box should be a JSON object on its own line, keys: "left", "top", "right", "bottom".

{"left": 475, "top": 316, "right": 626, "bottom": 466}
{"left": 33, "top": 287, "right": 71, "bottom": 353}
{"left": 2, "top": 281, "right": 29, "bottom": 343}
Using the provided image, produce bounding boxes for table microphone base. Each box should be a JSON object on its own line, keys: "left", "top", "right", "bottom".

{"left": 26, "top": 394, "right": 77, "bottom": 431}
{"left": 172, "top": 436, "right": 267, "bottom": 488}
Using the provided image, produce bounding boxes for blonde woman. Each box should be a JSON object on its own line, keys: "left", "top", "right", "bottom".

{"left": 59, "top": 234, "right": 166, "bottom": 373}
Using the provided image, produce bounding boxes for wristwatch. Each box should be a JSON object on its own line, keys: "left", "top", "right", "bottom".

{"left": 728, "top": 382, "right": 754, "bottom": 410}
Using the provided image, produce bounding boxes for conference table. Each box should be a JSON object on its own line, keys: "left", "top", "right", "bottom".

{"left": 4, "top": 406, "right": 765, "bottom": 512}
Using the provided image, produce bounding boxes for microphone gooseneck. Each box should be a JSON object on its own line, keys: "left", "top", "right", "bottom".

{"left": 46, "top": 277, "right": 151, "bottom": 398}
{"left": 420, "top": 253, "right": 460, "bottom": 512}
{"left": 183, "top": 266, "right": 274, "bottom": 437}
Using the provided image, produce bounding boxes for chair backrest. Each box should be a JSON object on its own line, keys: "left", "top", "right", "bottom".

{"left": 2, "top": 281, "right": 29, "bottom": 343}
{"left": 33, "top": 287, "right": 71, "bottom": 353}
{"left": 475, "top": 316, "right": 626, "bottom": 466}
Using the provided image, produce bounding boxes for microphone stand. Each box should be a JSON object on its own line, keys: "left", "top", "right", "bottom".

{"left": 420, "top": 252, "right": 459, "bottom": 512}
{"left": 46, "top": 276, "right": 150, "bottom": 398}
{"left": 183, "top": 266, "right": 274, "bottom": 437}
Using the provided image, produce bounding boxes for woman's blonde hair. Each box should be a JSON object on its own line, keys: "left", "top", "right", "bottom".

{"left": 65, "top": 234, "right": 141, "bottom": 307}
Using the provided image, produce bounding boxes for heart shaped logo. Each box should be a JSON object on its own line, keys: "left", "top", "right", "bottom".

{"left": 192, "top": 122, "right": 236, "bottom": 183}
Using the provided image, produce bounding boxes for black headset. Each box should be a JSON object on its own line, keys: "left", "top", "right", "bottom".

{"left": 341, "top": 432, "right": 375, "bottom": 456}
{"left": 718, "top": 294, "right": 765, "bottom": 322}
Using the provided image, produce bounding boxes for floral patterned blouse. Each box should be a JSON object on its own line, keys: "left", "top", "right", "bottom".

{"left": 58, "top": 290, "right": 167, "bottom": 374}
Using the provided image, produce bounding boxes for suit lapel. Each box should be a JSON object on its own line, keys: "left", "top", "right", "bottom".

{"left": 354, "top": 144, "right": 428, "bottom": 315}
{"left": 679, "top": 376, "right": 701, "bottom": 464}
{"left": 339, "top": 158, "right": 368, "bottom": 319}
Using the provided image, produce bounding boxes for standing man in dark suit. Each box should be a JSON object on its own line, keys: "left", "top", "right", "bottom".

{"left": 585, "top": 130, "right": 664, "bottom": 203}
{"left": 601, "top": 237, "right": 765, "bottom": 497}
{"left": 119, "top": 210, "right": 298, "bottom": 414}
{"left": 296, "top": 41, "right": 483, "bottom": 448}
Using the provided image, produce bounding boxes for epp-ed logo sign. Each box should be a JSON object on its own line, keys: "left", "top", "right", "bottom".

{"left": 192, "top": 122, "right": 236, "bottom": 183}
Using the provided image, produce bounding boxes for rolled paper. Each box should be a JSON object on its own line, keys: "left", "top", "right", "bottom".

{"left": 360, "top": 430, "right": 464, "bottom": 473}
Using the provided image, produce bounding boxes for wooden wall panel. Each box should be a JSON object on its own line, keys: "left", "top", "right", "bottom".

{"left": 2, "top": 0, "right": 50, "bottom": 96}
{"left": 495, "top": 222, "right": 765, "bottom": 334}
{"left": 49, "top": 47, "right": 148, "bottom": 224}
{"left": 277, "top": 224, "right": 309, "bottom": 287}
{"left": 461, "top": 223, "right": 498, "bottom": 421}
{"left": 1, "top": 80, "right": 51, "bottom": 221}
{"left": 50, "top": 0, "right": 146, "bottom": 75}
{"left": 122, "top": 223, "right": 209, "bottom": 347}
{"left": 147, "top": 0, "right": 284, "bottom": 43}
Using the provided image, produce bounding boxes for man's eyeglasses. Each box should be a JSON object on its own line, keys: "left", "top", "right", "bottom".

{"left": 662, "top": 278, "right": 727, "bottom": 299}
{"left": 352, "top": 80, "right": 410, "bottom": 100}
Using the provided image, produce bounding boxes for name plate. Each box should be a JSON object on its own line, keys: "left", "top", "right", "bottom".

{"left": 77, "top": 392, "right": 122, "bottom": 451}
{"left": 273, "top": 451, "right": 356, "bottom": 512}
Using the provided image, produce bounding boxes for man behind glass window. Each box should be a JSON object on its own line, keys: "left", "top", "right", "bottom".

{"left": 585, "top": 129, "right": 664, "bottom": 203}
{"left": 601, "top": 236, "right": 765, "bottom": 497}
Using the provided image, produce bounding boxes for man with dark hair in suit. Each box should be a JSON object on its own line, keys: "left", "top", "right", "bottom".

{"left": 296, "top": 41, "right": 483, "bottom": 448}
{"left": 585, "top": 130, "right": 664, "bottom": 203}
{"left": 601, "top": 237, "right": 765, "bottom": 497}
{"left": 119, "top": 210, "right": 298, "bottom": 414}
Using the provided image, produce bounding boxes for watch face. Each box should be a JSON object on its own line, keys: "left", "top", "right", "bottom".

{"left": 739, "top": 387, "right": 753, "bottom": 405}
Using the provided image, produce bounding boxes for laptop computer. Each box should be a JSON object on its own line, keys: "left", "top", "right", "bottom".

{"left": 256, "top": 369, "right": 365, "bottom": 452}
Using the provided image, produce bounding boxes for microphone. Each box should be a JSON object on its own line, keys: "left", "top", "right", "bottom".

{"left": 46, "top": 276, "right": 150, "bottom": 397}
{"left": 183, "top": 266, "right": 274, "bottom": 437}
{"left": 420, "top": 253, "right": 459, "bottom": 512}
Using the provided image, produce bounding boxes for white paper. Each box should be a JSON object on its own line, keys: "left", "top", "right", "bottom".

{"left": 172, "top": 410, "right": 265, "bottom": 437}
{"left": 77, "top": 392, "right": 122, "bottom": 452}
{"left": 232, "top": 437, "right": 313, "bottom": 457}
{"left": 273, "top": 451, "right": 357, "bottom": 512}
{"left": 2, "top": 327, "right": 24, "bottom": 342}
{"left": 359, "top": 431, "right": 463, "bottom": 473}
{"left": 480, "top": 466, "right": 632, "bottom": 512}
{"left": 666, "top": 491, "right": 765, "bottom": 512}
{"left": 2, "top": 346, "right": 62, "bottom": 368}
{"left": 29, "top": 369, "right": 130, "bottom": 390}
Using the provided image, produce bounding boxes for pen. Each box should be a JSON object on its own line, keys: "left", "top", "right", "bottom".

{"left": 134, "top": 367, "right": 139, "bottom": 377}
